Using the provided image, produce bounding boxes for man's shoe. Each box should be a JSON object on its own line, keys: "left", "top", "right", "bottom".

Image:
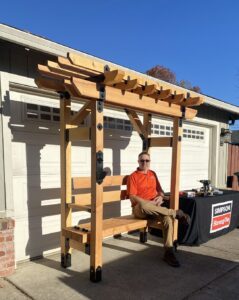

{"left": 163, "top": 248, "right": 180, "bottom": 267}
{"left": 176, "top": 209, "right": 191, "bottom": 225}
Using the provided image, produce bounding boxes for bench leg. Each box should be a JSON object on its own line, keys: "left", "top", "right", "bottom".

{"left": 140, "top": 229, "right": 148, "bottom": 243}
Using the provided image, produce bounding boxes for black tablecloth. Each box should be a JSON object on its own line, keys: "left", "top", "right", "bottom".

{"left": 178, "top": 190, "right": 239, "bottom": 245}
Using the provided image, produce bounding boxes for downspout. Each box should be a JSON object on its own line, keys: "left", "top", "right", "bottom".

{"left": 0, "top": 72, "right": 6, "bottom": 217}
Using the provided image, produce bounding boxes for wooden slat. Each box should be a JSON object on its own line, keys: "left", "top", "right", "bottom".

{"left": 78, "top": 216, "right": 148, "bottom": 238}
{"left": 69, "top": 240, "right": 88, "bottom": 252}
{"left": 150, "top": 89, "right": 172, "bottom": 100}
{"left": 38, "top": 64, "right": 71, "bottom": 81}
{"left": 103, "top": 69, "right": 125, "bottom": 85}
{"left": 47, "top": 61, "right": 88, "bottom": 79}
{"left": 149, "top": 137, "right": 173, "bottom": 147}
{"left": 58, "top": 56, "right": 100, "bottom": 76}
{"left": 125, "top": 109, "right": 147, "bottom": 138}
{"left": 72, "top": 175, "right": 128, "bottom": 189}
{"left": 64, "top": 216, "right": 164, "bottom": 246}
{"left": 35, "top": 77, "right": 65, "bottom": 92}
{"left": 67, "top": 127, "right": 91, "bottom": 142}
{"left": 68, "top": 204, "right": 91, "bottom": 212}
{"left": 162, "top": 94, "right": 185, "bottom": 104}
{"left": 62, "top": 227, "right": 89, "bottom": 244}
{"left": 181, "top": 97, "right": 204, "bottom": 107}
{"left": 133, "top": 84, "right": 157, "bottom": 96}
{"left": 71, "top": 78, "right": 197, "bottom": 119}
{"left": 114, "top": 79, "right": 138, "bottom": 90}
{"left": 73, "top": 190, "right": 128, "bottom": 206}
{"left": 68, "top": 52, "right": 105, "bottom": 74}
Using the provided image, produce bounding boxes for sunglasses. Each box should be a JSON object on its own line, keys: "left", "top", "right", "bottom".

{"left": 139, "top": 159, "right": 150, "bottom": 163}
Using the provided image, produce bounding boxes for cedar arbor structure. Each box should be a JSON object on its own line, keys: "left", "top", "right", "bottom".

{"left": 35, "top": 53, "right": 204, "bottom": 282}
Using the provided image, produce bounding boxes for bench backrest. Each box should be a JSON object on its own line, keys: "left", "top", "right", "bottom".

{"left": 72, "top": 175, "right": 129, "bottom": 205}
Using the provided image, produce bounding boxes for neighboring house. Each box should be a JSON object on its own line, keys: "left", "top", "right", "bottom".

{"left": 1, "top": 24, "right": 239, "bottom": 264}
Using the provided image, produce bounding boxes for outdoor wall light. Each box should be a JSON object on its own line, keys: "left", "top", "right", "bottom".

{"left": 220, "top": 128, "right": 232, "bottom": 146}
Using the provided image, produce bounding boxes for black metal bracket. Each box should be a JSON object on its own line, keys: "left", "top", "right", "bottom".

{"left": 96, "top": 151, "right": 107, "bottom": 184}
{"left": 90, "top": 266, "right": 102, "bottom": 282}
{"left": 59, "top": 91, "right": 71, "bottom": 100}
{"left": 61, "top": 253, "right": 71, "bottom": 268}
{"left": 181, "top": 106, "right": 186, "bottom": 119}
{"left": 85, "top": 243, "right": 90, "bottom": 255}
{"left": 179, "top": 118, "right": 183, "bottom": 128}
{"left": 178, "top": 136, "right": 182, "bottom": 142}
{"left": 65, "top": 129, "right": 69, "bottom": 143}
{"left": 142, "top": 138, "right": 148, "bottom": 151}
{"left": 97, "top": 85, "right": 105, "bottom": 113}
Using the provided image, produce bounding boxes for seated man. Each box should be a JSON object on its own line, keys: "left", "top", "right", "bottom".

{"left": 127, "top": 151, "right": 190, "bottom": 267}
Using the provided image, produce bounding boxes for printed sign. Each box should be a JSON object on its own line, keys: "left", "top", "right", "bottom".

{"left": 210, "top": 200, "right": 233, "bottom": 233}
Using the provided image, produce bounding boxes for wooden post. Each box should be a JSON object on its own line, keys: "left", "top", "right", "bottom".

{"left": 90, "top": 94, "right": 104, "bottom": 282}
{"left": 60, "top": 93, "right": 72, "bottom": 268}
{"left": 170, "top": 117, "right": 183, "bottom": 241}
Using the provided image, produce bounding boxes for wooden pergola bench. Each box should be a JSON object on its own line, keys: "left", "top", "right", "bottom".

{"left": 35, "top": 51, "right": 204, "bottom": 282}
{"left": 62, "top": 175, "right": 162, "bottom": 254}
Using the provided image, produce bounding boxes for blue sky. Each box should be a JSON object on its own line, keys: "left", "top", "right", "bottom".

{"left": 1, "top": 0, "right": 239, "bottom": 109}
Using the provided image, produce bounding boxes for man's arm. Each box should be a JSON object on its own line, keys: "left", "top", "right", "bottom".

{"left": 129, "top": 194, "right": 146, "bottom": 205}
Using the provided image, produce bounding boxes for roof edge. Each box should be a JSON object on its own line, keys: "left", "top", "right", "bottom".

{"left": 1, "top": 23, "right": 239, "bottom": 117}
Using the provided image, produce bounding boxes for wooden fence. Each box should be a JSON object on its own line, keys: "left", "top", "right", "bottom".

{"left": 227, "top": 144, "right": 239, "bottom": 190}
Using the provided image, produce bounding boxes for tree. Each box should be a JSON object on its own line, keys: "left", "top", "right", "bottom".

{"left": 178, "top": 80, "right": 202, "bottom": 93}
{"left": 146, "top": 65, "right": 176, "bottom": 84}
{"left": 146, "top": 65, "right": 202, "bottom": 93}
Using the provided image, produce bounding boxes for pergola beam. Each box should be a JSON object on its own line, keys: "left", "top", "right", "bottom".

{"left": 68, "top": 53, "right": 203, "bottom": 101}
{"left": 71, "top": 77, "right": 197, "bottom": 119}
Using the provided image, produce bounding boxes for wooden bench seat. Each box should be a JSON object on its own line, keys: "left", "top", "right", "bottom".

{"left": 64, "top": 175, "right": 162, "bottom": 253}
{"left": 63, "top": 215, "right": 148, "bottom": 244}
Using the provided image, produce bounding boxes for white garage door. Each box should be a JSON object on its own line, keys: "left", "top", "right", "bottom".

{"left": 10, "top": 92, "right": 210, "bottom": 261}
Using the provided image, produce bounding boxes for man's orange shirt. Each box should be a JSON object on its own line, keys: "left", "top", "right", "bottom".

{"left": 127, "top": 169, "right": 161, "bottom": 205}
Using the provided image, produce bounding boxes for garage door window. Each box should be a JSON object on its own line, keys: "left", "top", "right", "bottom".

{"left": 25, "top": 104, "right": 85, "bottom": 125}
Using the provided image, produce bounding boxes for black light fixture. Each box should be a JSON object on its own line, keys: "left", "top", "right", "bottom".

{"left": 220, "top": 128, "right": 232, "bottom": 146}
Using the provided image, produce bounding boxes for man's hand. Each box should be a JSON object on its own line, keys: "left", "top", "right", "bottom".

{"left": 151, "top": 195, "right": 164, "bottom": 207}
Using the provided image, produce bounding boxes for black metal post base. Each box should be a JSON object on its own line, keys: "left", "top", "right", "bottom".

{"left": 85, "top": 243, "right": 90, "bottom": 255}
{"left": 90, "top": 266, "right": 102, "bottom": 282}
{"left": 140, "top": 231, "right": 147, "bottom": 243}
{"left": 61, "top": 253, "right": 71, "bottom": 268}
